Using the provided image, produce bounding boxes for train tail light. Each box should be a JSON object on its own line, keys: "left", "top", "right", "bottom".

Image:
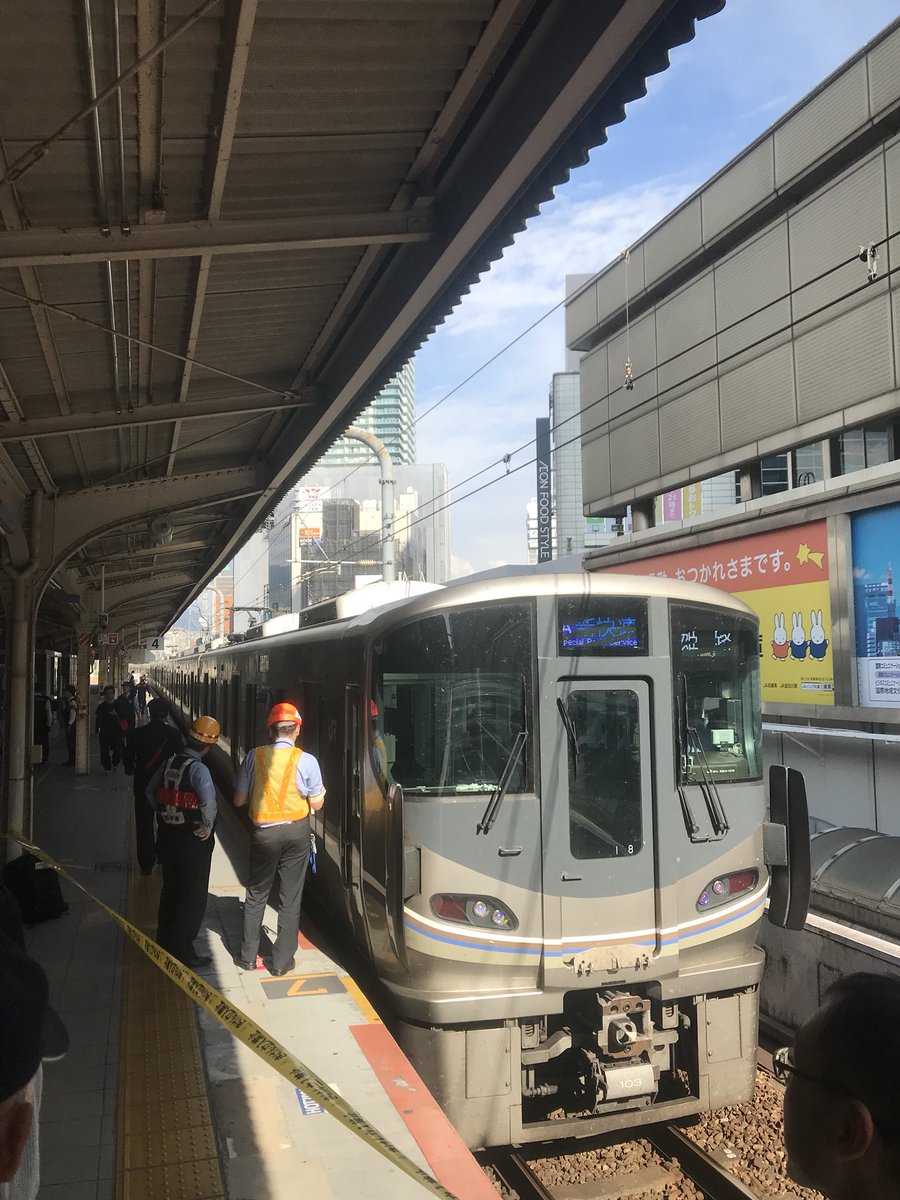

{"left": 430, "top": 894, "right": 518, "bottom": 931}
{"left": 696, "top": 869, "right": 759, "bottom": 912}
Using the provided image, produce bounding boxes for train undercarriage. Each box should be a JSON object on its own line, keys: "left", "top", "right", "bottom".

{"left": 397, "top": 983, "right": 760, "bottom": 1149}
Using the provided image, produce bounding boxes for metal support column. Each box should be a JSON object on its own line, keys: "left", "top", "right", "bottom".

{"left": 75, "top": 631, "right": 92, "bottom": 776}
{"left": 344, "top": 426, "right": 396, "bottom": 583}
{"left": 1, "top": 495, "right": 42, "bottom": 856}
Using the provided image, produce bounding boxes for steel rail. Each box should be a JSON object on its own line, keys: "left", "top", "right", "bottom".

{"left": 646, "top": 1125, "right": 760, "bottom": 1200}
{"left": 479, "top": 1120, "right": 764, "bottom": 1200}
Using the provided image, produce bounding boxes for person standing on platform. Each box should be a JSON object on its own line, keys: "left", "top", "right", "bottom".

{"left": 61, "top": 687, "right": 77, "bottom": 767}
{"left": 94, "top": 685, "right": 124, "bottom": 773}
{"left": 146, "top": 715, "right": 220, "bottom": 968}
{"left": 232, "top": 703, "right": 325, "bottom": 977}
{"left": 135, "top": 676, "right": 149, "bottom": 720}
{"left": 116, "top": 683, "right": 136, "bottom": 772}
{"left": 129, "top": 700, "right": 182, "bottom": 876}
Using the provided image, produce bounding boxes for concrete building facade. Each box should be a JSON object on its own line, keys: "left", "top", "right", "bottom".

{"left": 565, "top": 18, "right": 900, "bottom": 835}
{"left": 231, "top": 464, "right": 451, "bottom": 624}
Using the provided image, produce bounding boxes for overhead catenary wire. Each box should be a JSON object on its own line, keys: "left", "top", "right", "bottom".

{"left": 226, "top": 223, "right": 900, "bottom": 605}
{"left": 0, "top": 282, "right": 311, "bottom": 403}
{"left": 240, "top": 244, "right": 900, "bottom": 603}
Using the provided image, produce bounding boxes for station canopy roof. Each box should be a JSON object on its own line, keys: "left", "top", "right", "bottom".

{"left": 0, "top": 0, "right": 722, "bottom": 639}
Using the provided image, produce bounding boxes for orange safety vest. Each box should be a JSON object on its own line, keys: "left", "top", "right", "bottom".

{"left": 249, "top": 745, "right": 309, "bottom": 825}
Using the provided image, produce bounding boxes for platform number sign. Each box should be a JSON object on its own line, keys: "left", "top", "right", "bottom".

{"left": 146, "top": 635, "right": 162, "bottom": 651}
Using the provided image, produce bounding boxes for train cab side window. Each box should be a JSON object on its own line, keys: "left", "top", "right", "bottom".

{"left": 565, "top": 689, "right": 642, "bottom": 859}
{"left": 371, "top": 602, "right": 533, "bottom": 796}
{"left": 671, "top": 604, "right": 762, "bottom": 784}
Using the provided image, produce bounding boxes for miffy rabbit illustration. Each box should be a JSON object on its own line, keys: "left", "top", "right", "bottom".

{"left": 772, "top": 613, "right": 789, "bottom": 660}
{"left": 790, "top": 611, "right": 808, "bottom": 660}
{"left": 808, "top": 608, "right": 829, "bottom": 660}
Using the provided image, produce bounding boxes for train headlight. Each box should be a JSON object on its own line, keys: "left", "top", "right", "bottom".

{"left": 430, "top": 894, "right": 519, "bottom": 932}
{"left": 695, "top": 869, "right": 759, "bottom": 912}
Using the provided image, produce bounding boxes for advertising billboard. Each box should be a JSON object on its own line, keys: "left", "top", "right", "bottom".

{"left": 852, "top": 503, "right": 900, "bottom": 707}
{"left": 603, "top": 519, "right": 834, "bottom": 705}
{"left": 535, "top": 418, "right": 552, "bottom": 563}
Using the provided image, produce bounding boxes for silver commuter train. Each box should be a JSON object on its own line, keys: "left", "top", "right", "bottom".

{"left": 156, "top": 571, "right": 808, "bottom": 1148}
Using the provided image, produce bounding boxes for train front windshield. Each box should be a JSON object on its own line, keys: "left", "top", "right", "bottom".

{"left": 671, "top": 603, "right": 762, "bottom": 783}
{"left": 371, "top": 603, "right": 532, "bottom": 795}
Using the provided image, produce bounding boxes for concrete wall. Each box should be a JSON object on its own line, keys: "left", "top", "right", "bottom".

{"left": 568, "top": 18, "right": 900, "bottom": 516}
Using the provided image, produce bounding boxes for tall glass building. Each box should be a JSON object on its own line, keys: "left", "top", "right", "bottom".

{"left": 319, "top": 360, "right": 416, "bottom": 466}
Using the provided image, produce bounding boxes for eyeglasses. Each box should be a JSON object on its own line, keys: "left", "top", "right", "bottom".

{"left": 773, "top": 1046, "right": 833, "bottom": 1088}
{"left": 774, "top": 1047, "right": 894, "bottom": 1141}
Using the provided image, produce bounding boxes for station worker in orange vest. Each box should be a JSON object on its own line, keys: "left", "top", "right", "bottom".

{"left": 145, "top": 715, "right": 220, "bottom": 970}
{"left": 232, "top": 703, "right": 325, "bottom": 977}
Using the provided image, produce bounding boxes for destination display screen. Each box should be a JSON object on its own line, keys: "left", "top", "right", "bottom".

{"left": 557, "top": 596, "right": 648, "bottom": 656}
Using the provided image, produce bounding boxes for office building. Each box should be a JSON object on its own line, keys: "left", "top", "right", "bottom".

{"left": 319, "top": 361, "right": 416, "bottom": 466}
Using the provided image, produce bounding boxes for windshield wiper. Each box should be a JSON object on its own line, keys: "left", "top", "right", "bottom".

{"left": 476, "top": 730, "right": 527, "bottom": 836}
{"left": 678, "top": 677, "right": 729, "bottom": 842}
{"left": 556, "top": 698, "right": 578, "bottom": 766}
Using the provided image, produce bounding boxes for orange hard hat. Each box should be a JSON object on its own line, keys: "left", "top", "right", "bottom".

{"left": 189, "top": 715, "right": 221, "bottom": 744}
{"left": 267, "top": 702, "right": 302, "bottom": 728}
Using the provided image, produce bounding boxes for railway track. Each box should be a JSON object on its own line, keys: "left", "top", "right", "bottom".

{"left": 479, "top": 1123, "right": 761, "bottom": 1200}
{"left": 480, "top": 1046, "right": 792, "bottom": 1200}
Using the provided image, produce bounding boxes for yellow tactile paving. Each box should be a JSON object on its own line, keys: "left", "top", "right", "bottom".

{"left": 116, "top": 822, "right": 225, "bottom": 1200}
{"left": 340, "top": 974, "right": 383, "bottom": 1024}
{"left": 120, "top": 1158, "right": 223, "bottom": 1200}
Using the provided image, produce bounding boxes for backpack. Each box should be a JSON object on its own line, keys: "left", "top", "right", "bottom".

{"left": 3, "top": 852, "right": 69, "bottom": 925}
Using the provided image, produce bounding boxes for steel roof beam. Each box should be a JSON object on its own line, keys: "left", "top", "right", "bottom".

{"left": 0, "top": 390, "right": 316, "bottom": 442}
{"left": 0, "top": 211, "right": 434, "bottom": 269}
{"left": 75, "top": 539, "right": 215, "bottom": 565}
{"left": 0, "top": 126, "right": 91, "bottom": 485}
{"left": 168, "top": 0, "right": 260, "bottom": 477}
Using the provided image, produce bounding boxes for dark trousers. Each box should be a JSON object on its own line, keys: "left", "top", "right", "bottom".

{"left": 133, "top": 786, "right": 157, "bottom": 873}
{"left": 240, "top": 820, "right": 310, "bottom": 973}
{"left": 66, "top": 725, "right": 76, "bottom": 766}
{"left": 98, "top": 731, "right": 122, "bottom": 771}
{"left": 155, "top": 824, "right": 214, "bottom": 963}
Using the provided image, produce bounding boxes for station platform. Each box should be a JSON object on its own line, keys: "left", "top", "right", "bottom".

{"left": 19, "top": 707, "right": 496, "bottom": 1200}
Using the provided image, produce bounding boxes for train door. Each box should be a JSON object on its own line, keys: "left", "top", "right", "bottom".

{"left": 542, "top": 678, "right": 657, "bottom": 990}
{"left": 341, "top": 685, "right": 370, "bottom": 951}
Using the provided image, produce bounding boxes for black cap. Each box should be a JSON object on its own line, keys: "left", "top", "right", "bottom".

{"left": 0, "top": 933, "right": 68, "bottom": 1102}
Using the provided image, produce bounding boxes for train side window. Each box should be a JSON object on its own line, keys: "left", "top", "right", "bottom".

{"left": 564, "top": 689, "right": 642, "bottom": 859}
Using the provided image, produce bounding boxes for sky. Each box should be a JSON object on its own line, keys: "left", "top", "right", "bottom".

{"left": 412, "top": 0, "right": 900, "bottom": 577}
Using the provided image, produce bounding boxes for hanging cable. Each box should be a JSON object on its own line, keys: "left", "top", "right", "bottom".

{"left": 622, "top": 248, "right": 634, "bottom": 391}
{"left": 223, "top": 225, "right": 900, "bottom": 602}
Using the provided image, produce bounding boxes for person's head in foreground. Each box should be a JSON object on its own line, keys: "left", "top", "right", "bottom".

{"left": 779, "top": 971, "right": 900, "bottom": 1200}
{"left": 0, "top": 934, "right": 68, "bottom": 1193}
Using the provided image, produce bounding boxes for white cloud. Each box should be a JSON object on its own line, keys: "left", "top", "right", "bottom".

{"left": 438, "top": 177, "right": 695, "bottom": 339}
{"left": 415, "top": 175, "right": 697, "bottom": 569}
{"left": 449, "top": 554, "right": 475, "bottom": 579}
{"left": 413, "top": 0, "right": 900, "bottom": 572}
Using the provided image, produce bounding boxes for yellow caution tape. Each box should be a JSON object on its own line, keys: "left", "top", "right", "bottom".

{"left": 5, "top": 833, "right": 459, "bottom": 1200}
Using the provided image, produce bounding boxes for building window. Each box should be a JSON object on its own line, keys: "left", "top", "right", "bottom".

{"left": 761, "top": 455, "right": 790, "bottom": 496}
{"left": 834, "top": 425, "right": 894, "bottom": 476}
{"left": 792, "top": 442, "right": 823, "bottom": 488}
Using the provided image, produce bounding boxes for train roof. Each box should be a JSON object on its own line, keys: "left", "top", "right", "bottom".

{"left": 173, "top": 569, "right": 756, "bottom": 663}
{"left": 349, "top": 570, "right": 756, "bottom": 633}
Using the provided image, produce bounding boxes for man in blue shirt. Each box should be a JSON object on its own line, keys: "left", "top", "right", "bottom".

{"left": 145, "top": 715, "right": 220, "bottom": 969}
{"left": 232, "top": 703, "right": 325, "bottom": 976}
